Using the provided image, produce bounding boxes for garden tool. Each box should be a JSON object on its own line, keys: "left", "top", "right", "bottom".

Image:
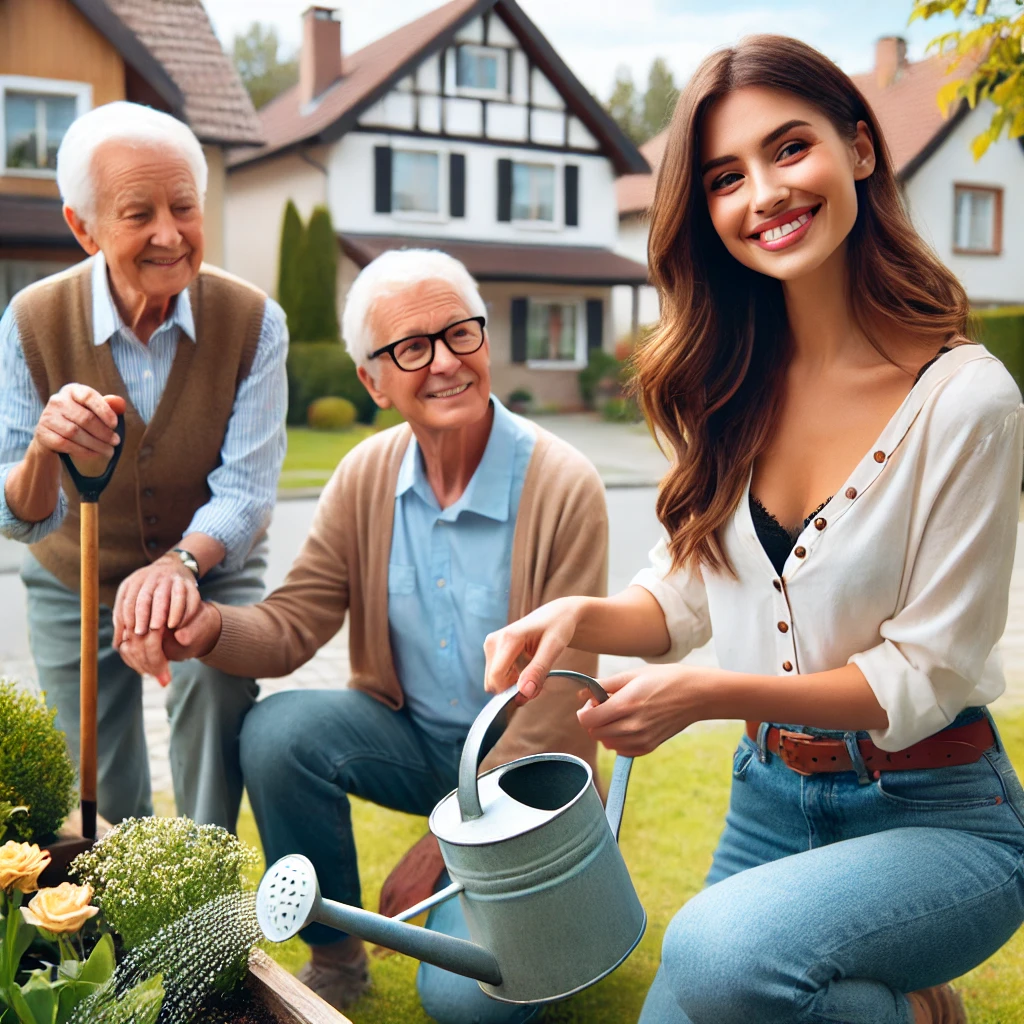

{"left": 257, "top": 671, "right": 645, "bottom": 1005}
{"left": 58, "top": 414, "right": 125, "bottom": 842}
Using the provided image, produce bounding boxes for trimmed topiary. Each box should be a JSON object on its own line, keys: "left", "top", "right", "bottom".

{"left": 286, "top": 342, "right": 376, "bottom": 426}
{"left": 293, "top": 205, "right": 339, "bottom": 343}
{"left": 307, "top": 395, "right": 357, "bottom": 430}
{"left": 277, "top": 199, "right": 304, "bottom": 339}
{"left": 0, "top": 680, "right": 76, "bottom": 843}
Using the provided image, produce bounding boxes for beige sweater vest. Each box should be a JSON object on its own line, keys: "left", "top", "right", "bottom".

{"left": 13, "top": 258, "right": 266, "bottom": 606}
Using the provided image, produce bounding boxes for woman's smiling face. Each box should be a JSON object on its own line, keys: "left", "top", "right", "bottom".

{"left": 699, "top": 86, "right": 875, "bottom": 282}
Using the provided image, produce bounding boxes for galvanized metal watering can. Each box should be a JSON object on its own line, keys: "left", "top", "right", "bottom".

{"left": 256, "top": 671, "right": 646, "bottom": 1005}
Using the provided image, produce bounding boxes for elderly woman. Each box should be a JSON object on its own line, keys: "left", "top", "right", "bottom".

{"left": 0, "top": 101, "right": 287, "bottom": 831}
{"left": 117, "top": 249, "right": 608, "bottom": 1021}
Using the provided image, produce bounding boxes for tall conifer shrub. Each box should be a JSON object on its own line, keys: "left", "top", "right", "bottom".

{"left": 295, "top": 205, "right": 340, "bottom": 342}
{"left": 277, "top": 200, "right": 304, "bottom": 337}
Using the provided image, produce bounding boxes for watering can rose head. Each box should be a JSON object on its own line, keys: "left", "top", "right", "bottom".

{"left": 0, "top": 841, "right": 51, "bottom": 894}
{"left": 21, "top": 882, "right": 99, "bottom": 934}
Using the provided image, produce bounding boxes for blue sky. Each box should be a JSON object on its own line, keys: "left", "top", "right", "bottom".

{"left": 203, "top": 0, "right": 960, "bottom": 101}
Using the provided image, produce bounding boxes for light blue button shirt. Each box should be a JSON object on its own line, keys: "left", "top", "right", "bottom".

{"left": 0, "top": 253, "right": 288, "bottom": 571}
{"left": 388, "top": 396, "right": 536, "bottom": 742}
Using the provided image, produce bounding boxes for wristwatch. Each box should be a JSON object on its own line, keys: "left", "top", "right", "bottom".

{"left": 170, "top": 547, "right": 201, "bottom": 583}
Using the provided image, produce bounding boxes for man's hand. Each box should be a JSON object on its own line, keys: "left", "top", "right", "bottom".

{"left": 113, "top": 555, "right": 201, "bottom": 640}
{"left": 378, "top": 833, "right": 447, "bottom": 919}
{"left": 36, "top": 385, "right": 124, "bottom": 463}
{"left": 116, "top": 602, "right": 222, "bottom": 686}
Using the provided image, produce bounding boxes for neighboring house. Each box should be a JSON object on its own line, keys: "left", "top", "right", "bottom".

{"left": 225, "top": 1, "right": 650, "bottom": 409}
{"left": 0, "top": 0, "right": 262, "bottom": 312}
{"left": 614, "top": 36, "right": 1024, "bottom": 333}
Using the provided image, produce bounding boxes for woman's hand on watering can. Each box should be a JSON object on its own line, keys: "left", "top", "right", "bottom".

{"left": 34, "top": 385, "right": 124, "bottom": 461}
{"left": 483, "top": 597, "right": 584, "bottom": 701}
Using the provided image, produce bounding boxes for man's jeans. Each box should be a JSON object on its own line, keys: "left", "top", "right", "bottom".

{"left": 21, "top": 544, "right": 266, "bottom": 831}
{"left": 241, "top": 688, "right": 538, "bottom": 1024}
{"left": 640, "top": 710, "right": 1024, "bottom": 1024}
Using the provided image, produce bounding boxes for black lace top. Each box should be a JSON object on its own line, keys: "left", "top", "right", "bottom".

{"left": 750, "top": 347, "right": 952, "bottom": 576}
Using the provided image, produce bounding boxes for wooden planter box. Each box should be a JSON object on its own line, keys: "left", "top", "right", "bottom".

{"left": 246, "top": 950, "right": 353, "bottom": 1023}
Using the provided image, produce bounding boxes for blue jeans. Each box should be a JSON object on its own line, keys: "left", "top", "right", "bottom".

{"left": 240, "top": 688, "right": 538, "bottom": 1024}
{"left": 21, "top": 544, "right": 266, "bottom": 830}
{"left": 641, "top": 710, "right": 1024, "bottom": 1024}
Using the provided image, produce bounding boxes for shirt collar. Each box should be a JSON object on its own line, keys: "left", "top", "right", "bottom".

{"left": 90, "top": 251, "right": 195, "bottom": 346}
{"left": 396, "top": 395, "right": 518, "bottom": 523}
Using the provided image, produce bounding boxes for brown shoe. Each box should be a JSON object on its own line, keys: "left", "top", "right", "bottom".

{"left": 296, "top": 937, "right": 371, "bottom": 1010}
{"left": 907, "top": 984, "right": 968, "bottom": 1024}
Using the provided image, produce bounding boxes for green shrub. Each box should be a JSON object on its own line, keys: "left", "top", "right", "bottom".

{"left": 602, "top": 396, "right": 643, "bottom": 423}
{"left": 277, "top": 199, "right": 304, "bottom": 338}
{"left": 307, "top": 395, "right": 357, "bottom": 430}
{"left": 578, "top": 348, "right": 623, "bottom": 408}
{"left": 374, "top": 406, "right": 406, "bottom": 431}
{"left": 72, "top": 816, "right": 258, "bottom": 949}
{"left": 972, "top": 306, "right": 1024, "bottom": 397}
{"left": 286, "top": 341, "right": 375, "bottom": 426}
{"left": 0, "top": 680, "right": 76, "bottom": 842}
{"left": 292, "top": 205, "right": 339, "bottom": 343}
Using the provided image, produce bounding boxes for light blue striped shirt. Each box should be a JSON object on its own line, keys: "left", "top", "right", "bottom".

{"left": 388, "top": 396, "right": 536, "bottom": 741}
{"left": 0, "top": 253, "right": 288, "bottom": 572}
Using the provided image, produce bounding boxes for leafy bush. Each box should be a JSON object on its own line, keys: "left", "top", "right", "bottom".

{"left": 602, "top": 396, "right": 643, "bottom": 423}
{"left": 507, "top": 388, "right": 533, "bottom": 412}
{"left": 307, "top": 396, "right": 357, "bottom": 430}
{"left": 286, "top": 341, "right": 375, "bottom": 426}
{"left": 71, "top": 817, "right": 258, "bottom": 949}
{"left": 374, "top": 406, "right": 406, "bottom": 431}
{"left": 972, "top": 306, "right": 1024, "bottom": 397}
{"left": 0, "top": 681, "right": 76, "bottom": 843}
{"left": 578, "top": 348, "right": 623, "bottom": 408}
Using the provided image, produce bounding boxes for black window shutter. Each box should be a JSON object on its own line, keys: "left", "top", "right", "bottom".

{"left": 564, "top": 164, "right": 579, "bottom": 227}
{"left": 511, "top": 298, "right": 528, "bottom": 363}
{"left": 497, "top": 158, "right": 513, "bottom": 222}
{"left": 586, "top": 298, "right": 603, "bottom": 352}
{"left": 374, "top": 146, "right": 392, "bottom": 213}
{"left": 449, "top": 153, "right": 466, "bottom": 218}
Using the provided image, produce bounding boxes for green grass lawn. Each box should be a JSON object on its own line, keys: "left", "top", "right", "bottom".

{"left": 280, "top": 426, "right": 377, "bottom": 489}
{"left": 228, "top": 708, "right": 1024, "bottom": 1023}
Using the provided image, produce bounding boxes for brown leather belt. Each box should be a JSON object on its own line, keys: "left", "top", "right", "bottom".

{"left": 744, "top": 717, "right": 995, "bottom": 777}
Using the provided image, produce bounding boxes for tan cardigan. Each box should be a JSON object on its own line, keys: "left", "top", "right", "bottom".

{"left": 205, "top": 422, "right": 609, "bottom": 774}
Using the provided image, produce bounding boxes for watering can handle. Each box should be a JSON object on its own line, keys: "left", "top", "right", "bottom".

{"left": 58, "top": 414, "right": 126, "bottom": 502}
{"left": 458, "top": 670, "right": 633, "bottom": 834}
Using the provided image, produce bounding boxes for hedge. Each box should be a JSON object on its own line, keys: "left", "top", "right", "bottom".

{"left": 972, "top": 307, "right": 1024, "bottom": 396}
{"left": 286, "top": 342, "right": 376, "bottom": 426}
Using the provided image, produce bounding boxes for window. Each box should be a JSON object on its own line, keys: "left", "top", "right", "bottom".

{"left": 392, "top": 149, "right": 440, "bottom": 214}
{"left": 1, "top": 259, "right": 75, "bottom": 315}
{"left": 1, "top": 77, "right": 90, "bottom": 177}
{"left": 527, "top": 300, "right": 584, "bottom": 366}
{"left": 456, "top": 45, "right": 504, "bottom": 95}
{"left": 512, "top": 162, "right": 555, "bottom": 222}
{"left": 953, "top": 185, "right": 1002, "bottom": 255}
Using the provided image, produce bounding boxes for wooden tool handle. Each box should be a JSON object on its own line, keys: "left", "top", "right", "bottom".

{"left": 80, "top": 501, "right": 99, "bottom": 841}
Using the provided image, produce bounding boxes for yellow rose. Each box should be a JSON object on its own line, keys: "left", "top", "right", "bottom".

{"left": 0, "top": 841, "right": 50, "bottom": 894}
{"left": 21, "top": 883, "right": 98, "bottom": 935}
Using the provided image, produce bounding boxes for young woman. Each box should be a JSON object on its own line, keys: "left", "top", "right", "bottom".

{"left": 483, "top": 35, "right": 1024, "bottom": 1024}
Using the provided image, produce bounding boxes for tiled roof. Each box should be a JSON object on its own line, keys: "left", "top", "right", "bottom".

{"left": 616, "top": 133, "right": 668, "bottom": 218}
{"left": 103, "top": 0, "right": 264, "bottom": 146}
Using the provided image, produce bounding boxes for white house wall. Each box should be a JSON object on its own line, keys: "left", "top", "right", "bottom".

{"left": 904, "top": 102, "right": 1024, "bottom": 305}
{"left": 613, "top": 213, "right": 659, "bottom": 338}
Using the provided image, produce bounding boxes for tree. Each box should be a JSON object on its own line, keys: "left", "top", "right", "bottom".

{"left": 277, "top": 200, "right": 304, "bottom": 336}
{"left": 912, "top": 0, "right": 1024, "bottom": 159}
{"left": 606, "top": 66, "right": 645, "bottom": 144}
{"left": 642, "top": 57, "right": 680, "bottom": 140}
{"left": 232, "top": 22, "right": 298, "bottom": 110}
{"left": 294, "top": 206, "right": 340, "bottom": 342}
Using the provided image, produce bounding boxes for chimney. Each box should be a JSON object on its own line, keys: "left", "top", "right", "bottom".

{"left": 874, "top": 36, "right": 907, "bottom": 89}
{"left": 299, "top": 6, "right": 342, "bottom": 107}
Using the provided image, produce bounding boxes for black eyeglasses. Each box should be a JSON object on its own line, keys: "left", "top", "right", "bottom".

{"left": 368, "top": 316, "right": 487, "bottom": 372}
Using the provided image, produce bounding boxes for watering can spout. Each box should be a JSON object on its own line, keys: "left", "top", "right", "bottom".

{"left": 257, "top": 855, "right": 502, "bottom": 986}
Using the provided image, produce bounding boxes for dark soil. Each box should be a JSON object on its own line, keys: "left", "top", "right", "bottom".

{"left": 191, "top": 988, "right": 280, "bottom": 1023}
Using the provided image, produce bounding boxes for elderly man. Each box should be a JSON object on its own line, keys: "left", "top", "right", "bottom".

{"left": 0, "top": 101, "right": 287, "bottom": 831}
{"left": 118, "top": 249, "right": 608, "bottom": 1021}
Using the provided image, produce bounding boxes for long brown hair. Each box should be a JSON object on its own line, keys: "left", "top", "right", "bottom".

{"left": 634, "top": 34, "right": 969, "bottom": 575}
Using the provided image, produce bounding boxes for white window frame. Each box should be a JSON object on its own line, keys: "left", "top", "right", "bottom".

{"left": 511, "top": 159, "right": 559, "bottom": 231}
{"left": 525, "top": 297, "right": 587, "bottom": 370}
{"left": 390, "top": 142, "right": 448, "bottom": 223}
{"left": 0, "top": 76, "right": 92, "bottom": 179}
{"left": 454, "top": 44, "right": 506, "bottom": 98}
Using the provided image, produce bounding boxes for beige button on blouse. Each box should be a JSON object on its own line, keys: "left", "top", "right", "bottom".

{"left": 632, "top": 345, "right": 1024, "bottom": 751}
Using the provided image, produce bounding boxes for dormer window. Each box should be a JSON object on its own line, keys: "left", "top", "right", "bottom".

{"left": 456, "top": 45, "right": 504, "bottom": 96}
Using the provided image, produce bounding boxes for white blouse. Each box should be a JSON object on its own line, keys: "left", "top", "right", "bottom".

{"left": 632, "top": 344, "right": 1024, "bottom": 751}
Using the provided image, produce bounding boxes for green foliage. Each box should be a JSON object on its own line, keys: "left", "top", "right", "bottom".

{"left": 373, "top": 406, "right": 406, "bottom": 431}
{"left": 912, "top": 0, "right": 1024, "bottom": 158}
{"left": 277, "top": 200, "right": 303, "bottom": 337}
{"left": 605, "top": 66, "right": 645, "bottom": 144}
{"left": 307, "top": 396, "right": 357, "bottom": 431}
{"left": 286, "top": 342, "right": 376, "bottom": 426}
{"left": 972, "top": 306, "right": 1024, "bottom": 395}
{"left": 604, "top": 58, "right": 680, "bottom": 143}
{"left": 231, "top": 22, "right": 298, "bottom": 110}
{"left": 643, "top": 57, "right": 680, "bottom": 140}
{"left": 602, "top": 396, "right": 643, "bottom": 423}
{"left": 71, "top": 818, "right": 258, "bottom": 949}
{"left": 578, "top": 348, "right": 624, "bottom": 408}
{"left": 0, "top": 682, "right": 76, "bottom": 843}
{"left": 292, "top": 206, "right": 340, "bottom": 343}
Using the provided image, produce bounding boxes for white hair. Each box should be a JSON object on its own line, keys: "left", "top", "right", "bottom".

{"left": 56, "top": 101, "right": 208, "bottom": 225}
{"left": 342, "top": 249, "right": 486, "bottom": 373}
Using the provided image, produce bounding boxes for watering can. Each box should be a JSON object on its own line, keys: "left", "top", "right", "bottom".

{"left": 256, "top": 670, "right": 646, "bottom": 1005}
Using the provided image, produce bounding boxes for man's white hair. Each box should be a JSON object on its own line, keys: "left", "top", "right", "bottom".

{"left": 56, "top": 101, "right": 208, "bottom": 225}
{"left": 342, "top": 249, "right": 486, "bottom": 374}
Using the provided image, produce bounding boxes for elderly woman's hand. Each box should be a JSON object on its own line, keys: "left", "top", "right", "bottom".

{"left": 112, "top": 556, "right": 202, "bottom": 641}
{"left": 116, "top": 602, "right": 222, "bottom": 685}
{"left": 35, "top": 386, "right": 124, "bottom": 463}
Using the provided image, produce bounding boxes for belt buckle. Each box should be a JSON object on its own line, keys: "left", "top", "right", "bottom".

{"left": 778, "top": 729, "right": 820, "bottom": 776}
